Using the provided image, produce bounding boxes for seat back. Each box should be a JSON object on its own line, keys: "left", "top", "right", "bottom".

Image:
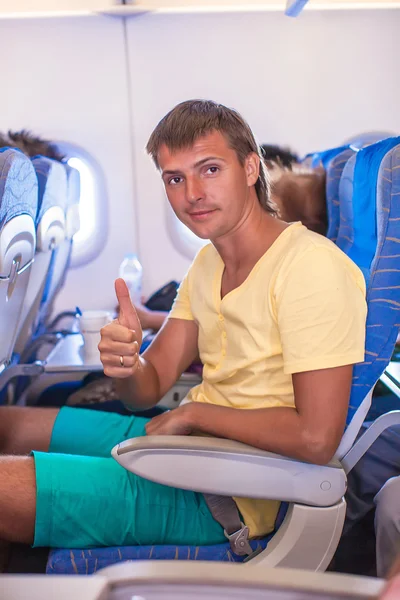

{"left": 336, "top": 138, "right": 400, "bottom": 458}
{"left": 37, "top": 163, "right": 80, "bottom": 332}
{"left": 0, "top": 148, "right": 37, "bottom": 368}
{"left": 14, "top": 157, "right": 67, "bottom": 353}
{"left": 325, "top": 148, "right": 357, "bottom": 242}
{"left": 303, "top": 145, "right": 356, "bottom": 239}
{"left": 344, "top": 131, "right": 395, "bottom": 149}
{"left": 65, "top": 163, "right": 80, "bottom": 239}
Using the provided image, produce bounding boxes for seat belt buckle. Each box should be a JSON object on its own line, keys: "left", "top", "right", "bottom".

{"left": 224, "top": 522, "right": 254, "bottom": 557}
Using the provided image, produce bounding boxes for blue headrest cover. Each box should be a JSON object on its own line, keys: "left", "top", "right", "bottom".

{"left": 0, "top": 148, "right": 38, "bottom": 229}
{"left": 31, "top": 156, "right": 68, "bottom": 226}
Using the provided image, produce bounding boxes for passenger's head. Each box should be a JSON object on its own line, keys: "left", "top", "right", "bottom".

{"left": 147, "top": 100, "right": 276, "bottom": 240}
{"left": 1, "top": 130, "right": 64, "bottom": 162}
{"left": 261, "top": 144, "right": 299, "bottom": 170}
{"left": 270, "top": 165, "right": 327, "bottom": 236}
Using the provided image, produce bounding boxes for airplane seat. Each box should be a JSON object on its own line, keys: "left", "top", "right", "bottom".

{"left": 337, "top": 137, "right": 400, "bottom": 423}
{"left": 0, "top": 148, "right": 37, "bottom": 378}
{"left": 344, "top": 131, "right": 395, "bottom": 149}
{"left": 304, "top": 144, "right": 355, "bottom": 239}
{"left": 13, "top": 156, "right": 67, "bottom": 356}
{"left": 35, "top": 162, "right": 80, "bottom": 334}
{"left": 325, "top": 148, "right": 357, "bottom": 242}
{"left": 46, "top": 138, "right": 400, "bottom": 575}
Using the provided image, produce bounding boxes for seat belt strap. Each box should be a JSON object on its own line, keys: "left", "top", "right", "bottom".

{"left": 203, "top": 494, "right": 256, "bottom": 558}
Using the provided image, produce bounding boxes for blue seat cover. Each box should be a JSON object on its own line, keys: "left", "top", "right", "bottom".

{"left": 31, "top": 156, "right": 67, "bottom": 227}
{"left": 325, "top": 148, "right": 356, "bottom": 242}
{"left": 0, "top": 148, "right": 37, "bottom": 229}
{"left": 47, "top": 502, "right": 288, "bottom": 573}
{"left": 336, "top": 139, "right": 400, "bottom": 424}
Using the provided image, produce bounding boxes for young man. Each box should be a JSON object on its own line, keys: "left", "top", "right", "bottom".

{"left": 0, "top": 100, "right": 366, "bottom": 551}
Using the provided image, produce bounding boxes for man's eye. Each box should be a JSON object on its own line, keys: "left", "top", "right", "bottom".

{"left": 206, "top": 166, "right": 219, "bottom": 174}
{"left": 168, "top": 177, "right": 182, "bottom": 185}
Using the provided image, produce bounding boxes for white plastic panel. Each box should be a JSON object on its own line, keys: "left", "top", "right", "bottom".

{"left": 102, "top": 562, "right": 383, "bottom": 599}
{"left": 0, "top": 0, "right": 115, "bottom": 14}
{"left": 0, "top": 215, "right": 36, "bottom": 365}
{"left": 36, "top": 205, "right": 66, "bottom": 252}
{"left": 0, "top": 575, "right": 108, "bottom": 600}
{"left": 113, "top": 436, "right": 346, "bottom": 506}
{"left": 0, "top": 564, "right": 383, "bottom": 600}
{"left": 14, "top": 250, "right": 54, "bottom": 353}
{"left": 0, "top": 214, "right": 35, "bottom": 277}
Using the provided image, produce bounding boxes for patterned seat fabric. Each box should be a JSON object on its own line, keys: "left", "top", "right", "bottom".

{"left": 0, "top": 148, "right": 37, "bottom": 229}
{"left": 335, "top": 138, "right": 400, "bottom": 424}
{"left": 0, "top": 148, "right": 37, "bottom": 371}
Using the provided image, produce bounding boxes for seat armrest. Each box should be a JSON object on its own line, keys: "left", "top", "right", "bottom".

{"left": 112, "top": 436, "right": 345, "bottom": 507}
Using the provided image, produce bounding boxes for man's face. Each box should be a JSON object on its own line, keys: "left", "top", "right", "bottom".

{"left": 157, "top": 130, "right": 259, "bottom": 241}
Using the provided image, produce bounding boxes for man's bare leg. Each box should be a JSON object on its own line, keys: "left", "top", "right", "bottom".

{"left": 0, "top": 456, "right": 36, "bottom": 544}
{"left": 0, "top": 407, "right": 59, "bottom": 455}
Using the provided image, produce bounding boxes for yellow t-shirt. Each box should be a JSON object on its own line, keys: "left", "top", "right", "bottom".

{"left": 169, "top": 221, "right": 367, "bottom": 537}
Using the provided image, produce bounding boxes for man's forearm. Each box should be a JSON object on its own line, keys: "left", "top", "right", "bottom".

{"left": 188, "top": 403, "right": 338, "bottom": 465}
{"left": 114, "top": 357, "right": 161, "bottom": 409}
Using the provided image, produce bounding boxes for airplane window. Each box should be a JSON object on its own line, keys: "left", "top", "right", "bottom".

{"left": 56, "top": 142, "right": 108, "bottom": 268}
{"left": 67, "top": 157, "right": 95, "bottom": 245}
{"left": 167, "top": 205, "right": 208, "bottom": 260}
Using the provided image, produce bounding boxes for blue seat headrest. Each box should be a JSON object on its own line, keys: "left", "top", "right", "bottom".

{"left": 31, "top": 156, "right": 68, "bottom": 226}
{"left": 0, "top": 148, "right": 38, "bottom": 229}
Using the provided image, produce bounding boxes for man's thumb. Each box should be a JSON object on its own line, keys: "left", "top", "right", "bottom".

{"left": 115, "top": 278, "right": 140, "bottom": 331}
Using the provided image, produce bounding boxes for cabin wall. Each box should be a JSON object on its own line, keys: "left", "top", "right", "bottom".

{"left": 126, "top": 9, "right": 400, "bottom": 298}
{"left": 0, "top": 8, "right": 398, "bottom": 311}
{"left": 0, "top": 16, "right": 136, "bottom": 312}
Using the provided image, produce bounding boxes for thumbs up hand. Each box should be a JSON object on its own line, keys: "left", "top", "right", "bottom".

{"left": 98, "top": 278, "right": 143, "bottom": 379}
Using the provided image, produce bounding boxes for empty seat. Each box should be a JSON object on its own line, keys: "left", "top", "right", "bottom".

{"left": 304, "top": 145, "right": 356, "bottom": 240}
{"left": 325, "top": 148, "right": 357, "bottom": 242}
{"left": 0, "top": 148, "right": 37, "bottom": 372}
{"left": 36, "top": 163, "right": 80, "bottom": 333}
{"left": 345, "top": 131, "right": 395, "bottom": 149}
{"left": 14, "top": 157, "right": 67, "bottom": 355}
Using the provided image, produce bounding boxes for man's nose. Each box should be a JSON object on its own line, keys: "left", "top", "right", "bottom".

{"left": 186, "top": 177, "right": 204, "bottom": 203}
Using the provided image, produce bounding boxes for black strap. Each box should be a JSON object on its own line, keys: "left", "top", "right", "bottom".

{"left": 203, "top": 494, "right": 255, "bottom": 557}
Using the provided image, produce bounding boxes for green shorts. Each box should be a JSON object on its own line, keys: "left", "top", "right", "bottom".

{"left": 33, "top": 407, "right": 225, "bottom": 548}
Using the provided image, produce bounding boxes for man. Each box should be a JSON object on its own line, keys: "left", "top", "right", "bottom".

{"left": 0, "top": 100, "right": 366, "bottom": 551}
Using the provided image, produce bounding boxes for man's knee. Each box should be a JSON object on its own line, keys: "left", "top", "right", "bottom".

{"left": 0, "top": 406, "right": 59, "bottom": 454}
{"left": 375, "top": 476, "right": 400, "bottom": 533}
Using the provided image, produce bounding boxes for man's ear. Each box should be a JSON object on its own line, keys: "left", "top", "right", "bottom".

{"left": 245, "top": 152, "right": 260, "bottom": 187}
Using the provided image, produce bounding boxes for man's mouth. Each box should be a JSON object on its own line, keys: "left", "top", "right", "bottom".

{"left": 188, "top": 209, "right": 217, "bottom": 220}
